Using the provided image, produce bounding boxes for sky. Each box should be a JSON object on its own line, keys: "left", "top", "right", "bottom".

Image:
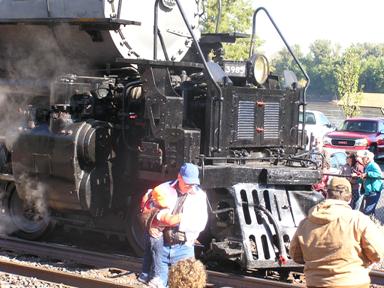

{"left": 251, "top": 0, "right": 384, "bottom": 57}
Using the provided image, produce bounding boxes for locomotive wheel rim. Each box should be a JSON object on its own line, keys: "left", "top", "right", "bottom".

{"left": 126, "top": 197, "right": 145, "bottom": 256}
{"left": 128, "top": 212, "right": 145, "bottom": 255}
{"left": 9, "top": 189, "right": 50, "bottom": 234}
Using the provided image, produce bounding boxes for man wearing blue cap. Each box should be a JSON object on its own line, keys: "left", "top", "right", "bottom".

{"left": 149, "top": 163, "right": 208, "bottom": 288}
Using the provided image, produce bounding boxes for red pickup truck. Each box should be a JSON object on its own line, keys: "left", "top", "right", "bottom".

{"left": 323, "top": 117, "right": 384, "bottom": 159}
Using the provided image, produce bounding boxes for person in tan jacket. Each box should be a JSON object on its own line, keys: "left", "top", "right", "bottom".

{"left": 290, "top": 177, "right": 384, "bottom": 288}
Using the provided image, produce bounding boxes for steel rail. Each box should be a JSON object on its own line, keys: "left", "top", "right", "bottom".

{"left": 0, "top": 258, "right": 133, "bottom": 288}
{"left": 370, "top": 269, "right": 384, "bottom": 285}
{"left": 0, "top": 237, "right": 142, "bottom": 273}
{"left": 0, "top": 236, "right": 383, "bottom": 287}
{"left": 208, "top": 270, "right": 302, "bottom": 288}
{"left": 0, "top": 237, "right": 295, "bottom": 287}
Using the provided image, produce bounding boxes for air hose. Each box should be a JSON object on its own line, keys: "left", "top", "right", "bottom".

{"left": 255, "top": 204, "right": 288, "bottom": 265}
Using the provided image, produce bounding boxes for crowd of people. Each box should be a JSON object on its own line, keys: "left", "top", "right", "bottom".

{"left": 314, "top": 148, "right": 383, "bottom": 216}
{"left": 136, "top": 157, "right": 384, "bottom": 288}
{"left": 291, "top": 176, "right": 384, "bottom": 288}
{"left": 299, "top": 146, "right": 384, "bottom": 287}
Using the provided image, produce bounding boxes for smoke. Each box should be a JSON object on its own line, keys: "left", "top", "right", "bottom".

{"left": 0, "top": 21, "right": 111, "bottom": 236}
{"left": 19, "top": 174, "right": 49, "bottom": 222}
{"left": 0, "top": 24, "right": 84, "bottom": 236}
{"left": 0, "top": 17, "right": 119, "bottom": 237}
{"left": 0, "top": 215, "right": 16, "bottom": 236}
{"left": 0, "top": 184, "right": 17, "bottom": 235}
{"left": 0, "top": 24, "right": 97, "bottom": 145}
{"left": 0, "top": 174, "right": 50, "bottom": 236}
{"left": 0, "top": 27, "right": 66, "bottom": 144}
{"left": 0, "top": 87, "right": 32, "bottom": 148}
{"left": 0, "top": 188, "right": 16, "bottom": 235}
{"left": 1, "top": 25, "right": 87, "bottom": 79}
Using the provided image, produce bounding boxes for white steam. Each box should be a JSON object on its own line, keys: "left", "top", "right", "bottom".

{"left": 19, "top": 174, "right": 49, "bottom": 220}
{"left": 0, "top": 174, "right": 50, "bottom": 236}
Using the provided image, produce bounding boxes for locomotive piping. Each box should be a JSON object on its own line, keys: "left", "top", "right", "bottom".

{"left": 0, "top": 174, "right": 14, "bottom": 182}
{"left": 174, "top": 0, "right": 223, "bottom": 152}
{"left": 153, "top": 0, "right": 171, "bottom": 61}
{"left": 122, "top": 80, "right": 143, "bottom": 146}
{"left": 153, "top": 0, "right": 223, "bottom": 151}
{"left": 255, "top": 204, "right": 288, "bottom": 265}
{"left": 157, "top": 30, "right": 169, "bottom": 61}
{"left": 45, "top": 0, "right": 51, "bottom": 18}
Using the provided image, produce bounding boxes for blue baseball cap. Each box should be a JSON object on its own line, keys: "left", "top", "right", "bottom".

{"left": 179, "top": 163, "right": 200, "bottom": 185}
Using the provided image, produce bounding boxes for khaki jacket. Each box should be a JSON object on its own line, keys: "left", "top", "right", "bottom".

{"left": 290, "top": 199, "right": 384, "bottom": 287}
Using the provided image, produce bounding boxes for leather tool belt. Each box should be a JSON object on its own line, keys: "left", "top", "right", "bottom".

{"left": 163, "top": 228, "right": 186, "bottom": 245}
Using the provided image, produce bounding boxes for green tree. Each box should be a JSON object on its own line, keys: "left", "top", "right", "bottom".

{"left": 336, "top": 47, "right": 363, "bottom": 118}
{"left": 354, "top": 43, "right": 384, "bottom": 58}
{"left": 360, "top": 56, "right": 384, "bottom": 92}
{"left": 201, "top": 0, "right": 254, "bottom": 60}
{"left": 357, "top": 43, "right": 384, "bottom": 93}
{"left": 270, "top": 45, "right": 307, "bottom": 86}
{"left": 304, "top": 40, "right": 340, "bottom": 99}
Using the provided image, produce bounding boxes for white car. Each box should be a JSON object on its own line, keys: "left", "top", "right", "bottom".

{"left": 299, "top": 110, "right": 335, "bottom": 150}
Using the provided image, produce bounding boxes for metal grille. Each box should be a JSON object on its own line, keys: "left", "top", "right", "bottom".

{"left": 237, "top": 100, "right": 255, "bottom": 140}
{"left": 331, "top": 139, "right": 355, "bottom": 146}
{"left": 263, "top": 102, "right": 280, "bottom": 139}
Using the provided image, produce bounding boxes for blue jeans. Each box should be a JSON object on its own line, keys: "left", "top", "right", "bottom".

{"left": 354, "top": 194, "right": 364, "bottom": 211}
{"left": 363, "top": 192, "right": 381, "bottom": 215}
{"left": 159, "top": 243, "right": 194, "bottom": 286}
{"left": 141, "top": 232, "right": 164, "bottom": 280}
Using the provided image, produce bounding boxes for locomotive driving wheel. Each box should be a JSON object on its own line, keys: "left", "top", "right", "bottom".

{"left": 126, "top": 193, "right": 145, "bottom": 257}
{"left": 7, "top": 185, "right": 52, "bottom": 240}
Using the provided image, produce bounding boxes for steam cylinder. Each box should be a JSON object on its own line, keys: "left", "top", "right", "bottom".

{"left": 0, "top": 0, "right": 201, "bottom": 71}
{"left": 11, "top": 121, "right": 112, "bottom": 215}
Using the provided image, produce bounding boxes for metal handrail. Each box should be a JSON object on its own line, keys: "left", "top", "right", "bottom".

{"left": 153, "top": 0, "right": 161, "bottom": 60}
{"left": 249, "top": 7, "right": 310, "bottom": 149}
{"left": 249, "top": 7, "right": 309, "bottom": 85}
{"left": 153, "top": 0, "right": 224, "bottom": 152}
{"left": 215, "top": 0, "right": 222, "bottom": 33}
{"left": 117, "top": 0, "right": 122, "bottom": 19}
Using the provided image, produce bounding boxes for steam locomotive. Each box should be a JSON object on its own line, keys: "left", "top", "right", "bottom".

{"left": 0, "top": 0, "right": 322, "bottom": 270}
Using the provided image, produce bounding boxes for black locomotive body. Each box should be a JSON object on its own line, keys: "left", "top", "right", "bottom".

{"left": 0, "top": 0, "right": 322, "bottom": 270}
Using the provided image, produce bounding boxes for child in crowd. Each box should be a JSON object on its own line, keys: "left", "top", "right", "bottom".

{"left": 312, "top": 160, "right": 330, "bottom": 198}
{"left": 138, "top": 185, "right": 181, "bottom": 288}
{"left": 341, "top": 153, "right": 364, "bottom": 209}
{"left": 310, "top": 137, "right": 324, "bottom": 167}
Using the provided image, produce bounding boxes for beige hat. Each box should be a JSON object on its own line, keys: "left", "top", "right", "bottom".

{"left": 356, "top": 150, "right": 367, "bottom": 158}
{"left": 328, "top": 177, "right": 351, "bottom": 194}
{"left": 356, "top": 150, "right": 374, "bottom": 160}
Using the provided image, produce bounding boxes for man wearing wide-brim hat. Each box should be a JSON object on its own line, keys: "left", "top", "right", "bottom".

{"left": 290, "top": 177, "right": 384, "bottom": 288}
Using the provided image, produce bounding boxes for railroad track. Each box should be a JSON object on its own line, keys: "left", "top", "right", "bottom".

{"left": 0, "top": 236, "right": 296, "bottom": 287}
{"left": 0, "top": 258, "right": 130, "bottom": 288}
{"left": 0, "top": 236, "right": 382, "bottom": 287}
